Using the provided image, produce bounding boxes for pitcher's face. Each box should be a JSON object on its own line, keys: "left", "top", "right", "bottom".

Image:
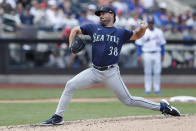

{"left": 99, "top": 12, "right": 114, "bottom": 26}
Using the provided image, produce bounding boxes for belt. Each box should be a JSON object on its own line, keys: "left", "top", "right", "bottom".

{"left": 93, "top": 65, "right": 114, "bottom": 71}
{"left": 144, "top": 51, "right": 159, "bottom": 53}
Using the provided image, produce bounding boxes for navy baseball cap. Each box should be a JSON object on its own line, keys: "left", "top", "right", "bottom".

{"left": 147, "top": 16, "right": 154, "bottom": 23}
{"left": 95, "top": 6, "right": 116, "bottom": 22}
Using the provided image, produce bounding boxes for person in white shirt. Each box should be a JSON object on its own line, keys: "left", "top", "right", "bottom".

{"left": 136, "top": 15, "right": 166, "bottom": 94}
{"left": 114, "top": 9, "right": 129, "bottom": 29}
{"left": 127, "top": 11, "right": 142, "bottom": 30}
{"left": 45, "top": 1, "right": 66, "bottom": 31}
{"left": 64, "top": 12, "right": 79, "bottom": 28}
{"left": 86, "top": 4, "right": 99, "bottom": 24}
{"left": 141, "top": 0, "right": 154, "bottom": 9}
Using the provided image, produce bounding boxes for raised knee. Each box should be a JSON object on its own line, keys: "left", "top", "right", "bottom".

{"left": 123, "top": 100, "right": 130, "bottom": 106}
{"left": 121, "top": 98, "right": 134, "bottom": 106}
{"left": 65, "top": 80, "right": 76, "bottom": 94}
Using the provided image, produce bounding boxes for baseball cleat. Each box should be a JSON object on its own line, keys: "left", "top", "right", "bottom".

{"left": 40, "top": 114, "right": 64, "bottom": 126}
{"left": 160, "top": 99, "right": 180, "bottom": 116}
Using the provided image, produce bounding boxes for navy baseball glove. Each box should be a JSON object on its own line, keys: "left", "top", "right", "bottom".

{"left": 70, "top": 36, "right": 86, "bottom": 54}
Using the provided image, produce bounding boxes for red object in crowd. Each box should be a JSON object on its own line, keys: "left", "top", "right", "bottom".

{"left": 40, "top": 3, "right": 47, "bottom": 8}
{"left": 62, "top": 27, "right": 72, "bottom": 38}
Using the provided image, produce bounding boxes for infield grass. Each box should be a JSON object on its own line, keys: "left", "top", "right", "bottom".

{"left": 0, "top": 88, "right": 196, "bottom": 100}
{"left": 0, "top": 102, "right": 195, "bottom": 126}
{"left": 0, "top": 87, "right": 196, "bottom": 126}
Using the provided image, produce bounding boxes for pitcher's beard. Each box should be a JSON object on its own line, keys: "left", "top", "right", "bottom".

{"left": 100, "top": 21, "right": 107, "bottom": 26}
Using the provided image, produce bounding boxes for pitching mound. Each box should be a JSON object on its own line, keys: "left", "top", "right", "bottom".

{"left": 0, "top": 114, "right": 195, "bottom": 131}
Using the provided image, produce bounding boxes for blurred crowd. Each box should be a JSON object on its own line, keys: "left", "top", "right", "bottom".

{"left": 0, "top": 0, "right": 196, "bottom": 39}
{"left": 0, "top": 0, "right": 196, "bottom": 68}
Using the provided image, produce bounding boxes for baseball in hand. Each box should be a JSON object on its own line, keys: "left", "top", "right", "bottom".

{"left": 140, "top": 21, "right": 148, "bottom": 29}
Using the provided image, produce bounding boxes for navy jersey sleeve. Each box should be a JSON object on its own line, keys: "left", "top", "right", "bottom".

{"left": 123, "top": 29, "right": 133, "bottom": 42}
{"left": 80, "top": 24, "right": 94, "bottom": 35}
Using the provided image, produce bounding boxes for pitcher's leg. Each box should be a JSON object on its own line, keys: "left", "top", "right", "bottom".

{"left": 104, "top": 69, "right": 160, "bottom": 111}
{"left": 56, "top": 68, "right": 96, "bottom": 116}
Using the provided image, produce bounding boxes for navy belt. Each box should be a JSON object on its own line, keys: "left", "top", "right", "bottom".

{"left": 144, "top": 51, "right": 159, "bottom": 53}
{"left": 93, "top": 65, "right": 114, "bottom": 71}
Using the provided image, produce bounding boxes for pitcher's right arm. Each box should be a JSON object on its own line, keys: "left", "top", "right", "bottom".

{"left": 69, "top": 26, "right": 83, "bottom": 48}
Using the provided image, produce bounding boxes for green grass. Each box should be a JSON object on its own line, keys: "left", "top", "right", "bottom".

{"left": 0, "top": 88, "right": 196, "bottom": 126}
{"left": 0, "top": 88, "right": 63, "bottom": 100}
{"left": 0, "top": 102, "right": 195, "bottom": 126}
{"left": 0, "top": 88, "right": 196, "bottom": 100}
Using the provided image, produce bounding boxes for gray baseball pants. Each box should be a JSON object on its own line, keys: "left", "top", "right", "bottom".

{"left": 55, "top": 65, "right": 160, "bottom": 117}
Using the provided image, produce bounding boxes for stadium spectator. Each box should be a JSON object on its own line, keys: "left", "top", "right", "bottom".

{"left": 164, "top": 11, "right": 177, "bottom": 32}
{"left": 19, "top": 6, "right": 34, "bottom": 25}
{"left": 45, "top": 0, "right": 66, "bottom": 31}
{"left": 60, "top": 0, "right": 73, "bottom": 15}
{"left": 70, "top": 0, "right": 82, "bottom": 18}
{"left": 0, "top": 0, "right": 14, "bottom": 14}
{"left": 0, "top": 0, "right": 194, "bottom": 38}
{"left": 141, "top": 0, "right": 155, "bottom": 9}
{"left": 17, "top": 0, "right": 31, "bottom": 8}
{"left": 39, "top": 0, "right": 48, "bottom": 8}
{"left": 177, "top": 14, "right": 188, "bottom": 32}
{"left": 184, "top": 7, "right": 192, "bottom": 20}
{"left": 0, "top": 0, "right": 17, "bottom": 32}
{"left": 15, "top": 2, "right": 24, "bottom": 14}
{"left": 30, "top": 0, "right": 39, "bottom": 16}
{"left": 114, "top": 9, "right": 128, "bottom": 29}
{"left": 99, "top": 0, "right": 118, "bottom": 17}
{"left": 86, "top": 4, "right": 99, "bottom": 23}
{"left": 129, "top": 0, "right": 146, "bottom": 16}
{"left": 112, "top": 0, "right": 128, "bottom": 14}
{"left": 30, "top": 0, "right": 48, "bottom": 30}
{"left": 183, "top": 26, "right": 194, "bottom": 68}
{"left": 164, "top": 26, "right": 183, "bottom": 39}
{"left": 127, "top": 11, "right": 142, "bottom": 30}
{"left": 99, "top": 0, "right": 108, "bottom": 6}
{"left": 64, "top": 12, "right": 79, "bottom": 28}
{"left": 30, "top": 0, "right": 44, "bottom": 24}
{"left": 153, "top": 2, "right": 168, "bottom": 29}
{"left": 78, "top": 10, "right": 94, "bottom": 25}
{"left": 186, "top": 11, "right": 196, "bottom": 31}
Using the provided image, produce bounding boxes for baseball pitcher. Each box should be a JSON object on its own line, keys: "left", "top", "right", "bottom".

{"left": 41, "top": 6, "right": 180, "bottom": 126}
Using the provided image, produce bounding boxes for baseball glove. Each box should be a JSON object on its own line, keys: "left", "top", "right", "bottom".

{"left": 70, "top": 36, "right": 86, "bottom": 54}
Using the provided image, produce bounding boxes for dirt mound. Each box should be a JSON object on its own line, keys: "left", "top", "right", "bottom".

{"left": 0, "top": 114, "right": 195, "bottom": 131}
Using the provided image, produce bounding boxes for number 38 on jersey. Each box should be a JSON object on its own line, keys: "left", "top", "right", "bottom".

{"left": 108, "top": 46, "right": 118, "bottom": 56}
